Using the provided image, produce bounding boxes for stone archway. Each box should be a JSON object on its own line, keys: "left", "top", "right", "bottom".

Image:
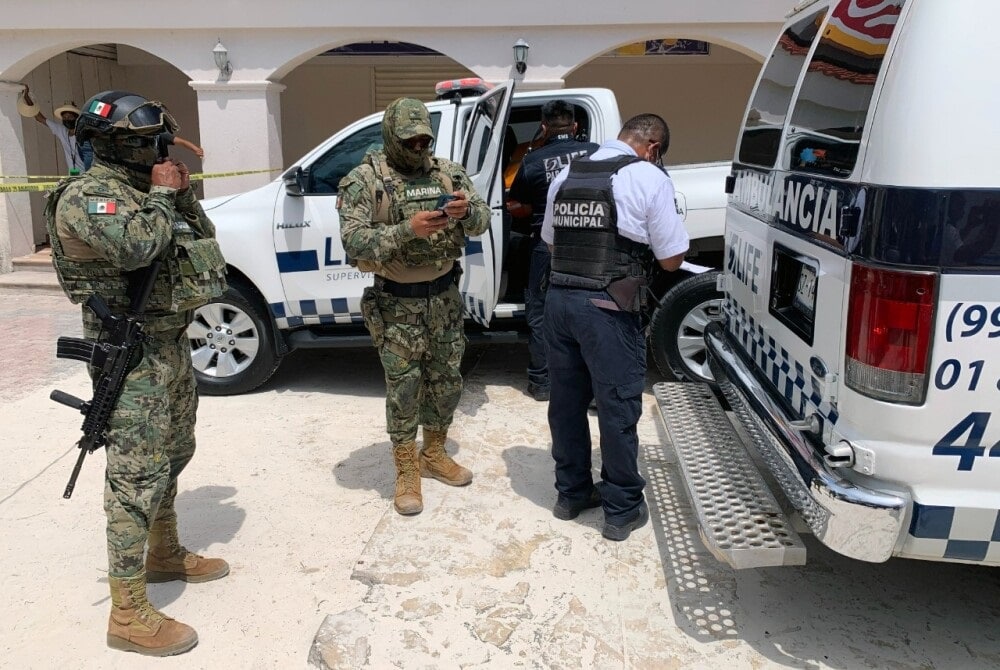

{"left": 0, "top": 43, "right": 200, "bottom": 265}
{"left": 275, "top": 40, "right": 477, "bottom": 167}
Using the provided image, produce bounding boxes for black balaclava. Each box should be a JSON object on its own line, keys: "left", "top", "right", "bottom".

{"left": 90, "top": 134, "right": 161, "bottom": 189}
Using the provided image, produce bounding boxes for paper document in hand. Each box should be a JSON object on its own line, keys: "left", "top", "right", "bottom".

{"left": 679, "top": 261, "right": 713, "bottom": 274}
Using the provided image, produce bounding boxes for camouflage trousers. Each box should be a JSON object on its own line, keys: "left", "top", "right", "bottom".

{"left": 364, "top": 283, "right": 466, "bottom": 445}
{"left": 84, "top": 322, "right": 198, "bottom": 578}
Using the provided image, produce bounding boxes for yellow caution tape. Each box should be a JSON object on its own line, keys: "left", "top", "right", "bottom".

{"left": 0, "top": 175, "right": 67, "bottom": 180}
{"left": 190, "top": 168, "right": 282, "bottom": 179}
{"left": 0, "top": 182, "right": 57, "bottom": 193}
{"left": 0, "top": 168, "right": 282, "bottom": 193}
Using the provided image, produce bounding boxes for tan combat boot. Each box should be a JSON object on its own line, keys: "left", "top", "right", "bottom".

{"left": 393, "top": 441, "right": 423, "bottom": 515}
{"left": 420, "top": 428, "right": 473, "bottom": 486}
{"left": 107, "top": 571, "right": 198, "bottom": 656}
{"left": 146, "top": 519, "right": 230, "bottom": 583}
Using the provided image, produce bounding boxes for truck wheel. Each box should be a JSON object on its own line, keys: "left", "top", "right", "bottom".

{"left": 650, "top": 272, "right": 723, "bottom": 383}
{"left": 187, "top": 282, "right": 282, "bottom": 395}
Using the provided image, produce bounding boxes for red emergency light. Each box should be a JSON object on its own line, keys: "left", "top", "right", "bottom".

{"left": 435, "top": 77, "right": 493, "bottom": 100}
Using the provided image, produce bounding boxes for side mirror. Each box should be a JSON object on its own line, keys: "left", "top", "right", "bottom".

{"left": 283, "top": 166, "right": 308, "bottom": 197}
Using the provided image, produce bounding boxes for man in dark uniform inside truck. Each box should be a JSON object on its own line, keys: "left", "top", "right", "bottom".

{"left": 507, "top": 100, "right": 598, "bottom": 401}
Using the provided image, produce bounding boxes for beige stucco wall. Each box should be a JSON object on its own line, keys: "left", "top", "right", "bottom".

{"left": 283, "top": 44, "right": 761, "bottom": 169}
{"left": 281, "top": 64, "right": 375, "bottom": 166}
{"left": 0, "top": 0, "right": 793, "bottom": 269}
{"left": 123, "top": 66, "right": 202, "bottom": 169}
{"left": 6, "top": 42, "right": 764, "bottom": 254}
{"left": 567, "top": 47, "right": 761, "bottom": 164}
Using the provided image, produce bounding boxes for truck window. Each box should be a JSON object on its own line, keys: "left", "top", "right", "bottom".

{"left": 506, "top": 104, "right": 591, "bottom": 146}
{"left": 308, "top": 112, "right": 442, "bottom": 194}
{"left": 737, "top": 10, "right": 826, "bottom": 168}
{"left": 786, "top": 1, "right": 906, "bottom": 177}
{"left": 502, "top": 104, "right": 592, "bottom": 188}
{"left": 463, "top": 89, "right": 508, "bottom": 177}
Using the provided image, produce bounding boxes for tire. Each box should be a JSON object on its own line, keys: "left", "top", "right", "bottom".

{"left": 649, "top": 271, "right": 724, "bottom": 383}
{"left": 187, "top": 282, "right": 282, "bottom": 395}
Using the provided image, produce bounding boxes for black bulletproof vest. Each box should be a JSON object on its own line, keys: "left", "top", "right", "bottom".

{"left": 549, "top": 155, "right": 654, "bottom": 289}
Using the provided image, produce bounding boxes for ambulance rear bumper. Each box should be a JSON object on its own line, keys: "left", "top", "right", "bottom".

{"left": 705, "top": 322, "right": 908, "bottom": 563}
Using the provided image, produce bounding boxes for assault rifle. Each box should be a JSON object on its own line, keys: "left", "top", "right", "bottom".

{"left": 51, "top": 261, "right": 161, "bottom": 499}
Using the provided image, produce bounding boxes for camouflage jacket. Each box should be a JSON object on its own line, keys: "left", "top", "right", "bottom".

{"left": 338, "top": 150, "right": 489, "bottom": 274}
{"left": 46, "top": 163, "right": 225, "bottom": 332}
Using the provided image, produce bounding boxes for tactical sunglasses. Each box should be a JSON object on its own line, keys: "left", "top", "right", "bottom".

{"left": 402, "top": 135, "right": 433, "bottom": 151}
{"left": 111, "top": 102, "right": 179, "bottom": 135}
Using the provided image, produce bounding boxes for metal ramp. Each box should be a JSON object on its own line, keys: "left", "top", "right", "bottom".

{"left": 653, "top": 382, "right": 806, "bottom": 569}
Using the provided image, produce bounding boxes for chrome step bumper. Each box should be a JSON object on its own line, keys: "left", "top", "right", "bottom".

{"left": 653, "top": 382, "right": 807, "bottom": 568}
{"left": 701, "top": 322, "right": 908, "bottom": 563}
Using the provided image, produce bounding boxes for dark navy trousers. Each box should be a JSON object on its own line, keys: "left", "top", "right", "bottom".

{"left": 543, "top": 284, "right": 647, "bottom": 524}
{"left": 525, "top": 235, "right": 550, "bottom": 390}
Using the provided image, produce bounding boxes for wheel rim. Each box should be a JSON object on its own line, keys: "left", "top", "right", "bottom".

{"left": 187, "top": 302, "right": 261, "bottom": 379}
{"left": 675, "top": 297, "right": 724, "bottom": 381}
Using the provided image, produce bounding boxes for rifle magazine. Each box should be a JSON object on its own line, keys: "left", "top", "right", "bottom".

{"left": 55, "top": 336, "right": 96, "bottom": 364}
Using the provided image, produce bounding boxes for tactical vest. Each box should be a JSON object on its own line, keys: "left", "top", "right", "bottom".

{"left": 45, "top": 174, "right": 227, "bottom": 328}
{"left": 549, "top": 155, "right": 653, "bottom": 289}
{"left": 353, "top": 152, "right": 459, "bottom": 273}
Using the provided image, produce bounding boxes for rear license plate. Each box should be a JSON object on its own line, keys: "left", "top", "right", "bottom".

{"left": 793, "top": 265, "right": 817, "bottom": 319}
{"left": 770, "top": 245, "right": 818, "bottom": 345}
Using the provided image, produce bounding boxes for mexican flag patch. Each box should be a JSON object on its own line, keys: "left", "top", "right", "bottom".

{"left": 87, "top": 100, "right": 113, "bottom": 118}
{"left": 87, "top": 198, "right": 117, "bottom": 215}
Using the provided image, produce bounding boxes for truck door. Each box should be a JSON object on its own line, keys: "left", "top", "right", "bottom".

{"left": 458, "top": 80, "right": 515, "bottom": 326}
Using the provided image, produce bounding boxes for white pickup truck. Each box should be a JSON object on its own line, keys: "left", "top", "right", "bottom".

{"left": 192, "top": 80, "right": 730, "bottom": 394}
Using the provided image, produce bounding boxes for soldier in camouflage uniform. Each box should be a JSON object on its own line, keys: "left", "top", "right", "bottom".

{"left": 338, "top": 97, "right": 490, "bottom": 515}
{"left": 45, "top": 91, "right": 228, "bottom": 656}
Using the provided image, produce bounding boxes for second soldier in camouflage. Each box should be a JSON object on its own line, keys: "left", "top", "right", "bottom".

{"left": 338, "top": 97, "right": 489, "bottom": 515}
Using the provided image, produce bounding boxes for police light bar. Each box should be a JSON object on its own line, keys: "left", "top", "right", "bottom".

{"left": 434, "top": 77, "right": 493, "bottom": 99}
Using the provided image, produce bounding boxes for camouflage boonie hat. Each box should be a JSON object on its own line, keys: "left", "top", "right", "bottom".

{"left": 385, "top": 97, "right": 434, "bottom": 139}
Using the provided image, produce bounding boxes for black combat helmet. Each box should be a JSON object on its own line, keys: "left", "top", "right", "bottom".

{"left": 76, "top": 90, "right": 178, "bottom": 142}
{"left": 77, "top": 91, "right": 179, "bottom": 175}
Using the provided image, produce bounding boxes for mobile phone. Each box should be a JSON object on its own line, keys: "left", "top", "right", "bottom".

{"left": 434, "top": 194, "right": 457, "bottom": 213}
{"left": 155, "top": 133, "right": 170, "bottom": 161}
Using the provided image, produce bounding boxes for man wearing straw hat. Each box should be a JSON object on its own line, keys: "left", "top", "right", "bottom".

{"left": 19, "top": 84, "right": 86, "bottom": 174}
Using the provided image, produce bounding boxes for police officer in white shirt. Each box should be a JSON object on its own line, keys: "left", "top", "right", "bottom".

{"left": 540, "top": 114, "right": 688, "bottom": 541}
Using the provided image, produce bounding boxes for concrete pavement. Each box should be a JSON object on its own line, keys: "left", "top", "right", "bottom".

{"left": 1, "top": 288, "right": 999, "bottom": 669}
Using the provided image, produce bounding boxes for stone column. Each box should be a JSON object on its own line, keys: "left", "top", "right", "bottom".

{"left": 190, "top": 80, "right": 286, "bottom": 199}
{"left": 0, "top": 81, "right": 34, "bottom": 272}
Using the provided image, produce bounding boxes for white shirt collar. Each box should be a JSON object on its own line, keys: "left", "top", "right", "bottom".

{"left": 601, "top": 139, "right": 638, "bottom": 157}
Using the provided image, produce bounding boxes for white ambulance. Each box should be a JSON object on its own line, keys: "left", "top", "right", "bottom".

{"left": 658, "top": 0, "right": 1000, "bottom": 568}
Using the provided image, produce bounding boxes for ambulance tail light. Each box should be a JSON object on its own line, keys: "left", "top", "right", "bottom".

{"left": 844, "top": 264, "right": 936, "bottom": 405}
